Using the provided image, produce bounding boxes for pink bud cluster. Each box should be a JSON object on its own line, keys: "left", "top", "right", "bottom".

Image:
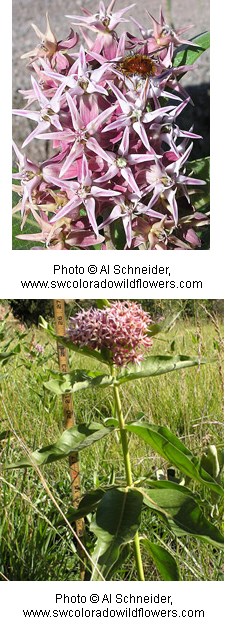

{"left": 13, "top": 1, "right": 208, "bottom": 250}
{"left": 67, "top": 301, "right": 153, "bottom": 366}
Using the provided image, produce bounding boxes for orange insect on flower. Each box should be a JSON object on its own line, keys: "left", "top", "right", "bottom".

{"left": 117, "top": 54, "right": 157, "bottom": 78}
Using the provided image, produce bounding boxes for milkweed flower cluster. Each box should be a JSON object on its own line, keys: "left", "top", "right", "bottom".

{"left": 68, "top": 301, "right": 153, "bottom": 366}
{"left": 13, "top": 2, "right": 208, "bottom": 250}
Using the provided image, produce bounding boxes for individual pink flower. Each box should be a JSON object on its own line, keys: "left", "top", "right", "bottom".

{"left": 21, "top": 12, "right": 79, "bottom": 71}
{"left": 130, "top": 7, "right": 197, "bottom": 55}
{"left": 67, "top": 1, "right": 135, "bottom": 58}
{"left": 143, "top": 143, "right": 205, "bottom": 224}
{"left": 45, "top": 154, "right": 121, "bottom": 234}
{"left": 12, "top": 77, "right": 66, "bottom": 147}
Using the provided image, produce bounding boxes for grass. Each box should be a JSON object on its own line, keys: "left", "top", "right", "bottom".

{"left": 0, "top": 305, "right": 223, "bottom": 581}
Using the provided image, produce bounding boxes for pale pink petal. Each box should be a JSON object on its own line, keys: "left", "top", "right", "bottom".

{"left": 84, "top": 197, "right": 98, "bottom": 234}
{"left": 121, "top": 167, "right": 141, "bottom": 196}
{"left": 86, "top": 137, "right": 114, "bottom": 164}
{"left": 132, "top": 121, "right": 151, "bottom": 151}
{"left": 119, "top": 127, "right": 129, "bottom": 156}
{"left": 94, "top": 165, "right": 118, "bottom": 182}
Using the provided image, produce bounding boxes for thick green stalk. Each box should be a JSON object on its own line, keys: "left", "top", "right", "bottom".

{"left": 112, "top": 374, "right": 145, "bottom": 581}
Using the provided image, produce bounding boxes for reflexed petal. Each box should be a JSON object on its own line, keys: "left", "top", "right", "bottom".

{"left": 22, "top": 121, "right": 49, "bottom": 147}
{"left": 133, "top": 121, "right": 151, "bottom": 151}
{"left": 167, "top": 188, "right": 178, "bottom": 225}
{"left": 119, "top": 127, "right": 129, "bottom": 156}
{"left": 121, "top": 167, "right": 141, "bottom": 196}
{"left": 84, "top": 196, "right": 98, "bottom": 234}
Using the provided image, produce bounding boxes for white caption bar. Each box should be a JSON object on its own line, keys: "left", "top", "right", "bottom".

{"left": 0, "top": 251, "right": 221, "bottom": 299}
{"left": 1, "top": 581, "right": 224, "bottom": 635}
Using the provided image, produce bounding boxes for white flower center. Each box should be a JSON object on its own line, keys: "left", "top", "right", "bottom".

{"left": 78, "top": 186, "right": 91, "bottom": 199}
{"left": 131, "top": 108, "right": 142, "bottom": 121}
{"left": 116, "top": 157, "right": 127, "bottom": 168}
{"left": 40, "top": 107, "right": 55, "bottom": 121}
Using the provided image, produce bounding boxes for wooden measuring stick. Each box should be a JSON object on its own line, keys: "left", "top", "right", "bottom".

{"left": 53, "top": 300, "right": 85, "bottom": 577}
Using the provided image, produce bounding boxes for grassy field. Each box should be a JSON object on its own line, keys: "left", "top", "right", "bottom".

{"left": 0, "top": 304, "right": 223, "bottom": 581}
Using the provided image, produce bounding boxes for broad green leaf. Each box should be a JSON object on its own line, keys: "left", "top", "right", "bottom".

{"left": 141, "top": 488, "right": 223, "bottom": 547}
{"left": 147, "top": 311, "right": 183, "bottom": 336}
{"left": 117, "top": 354, "right": 205, "bottom": 385}
{"left": 66, "top": 489, "right": 107, "bottom": 523}
{"left": 39, "top": 318, "right": 110, "bottom": 365}
{"left": 44, "top": 369, "right": 113, "bottom": 395}
{"left": 57, "top": 337, "right": 110, "bottom": 364}
{"left": 145, "top": 479, "right": 200, "bottom": 497}
{"left": 25, "top": 354, "right": 208, "bottom": 398}
{"left": 126, "top": 423, "right": 223, "bottom": 497}
{"left": 103, "top": 545, "right": 130, "bottom": 579}
{"left": 6, "top": 422, "right": 113, "bottom": 469}
{"left": 142, "top": 538, "right": 179, "bottom": 580}
{"left": 187, "top": 157, "right": 210, "bottom": 214}
{"left": 200, "top": 445, "right": 221, "bottom": 481}
{"left": 173, "top": 32, "right": 210, "bottom": 68}
{"left": 90, "top": 487, "right": 143, "bottom": 580}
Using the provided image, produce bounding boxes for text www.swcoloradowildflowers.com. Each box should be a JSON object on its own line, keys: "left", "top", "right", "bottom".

{"left": 20, "top": 278, "right": 203, "bottom": 290}
{"left": 22, "top": 607, "right": 205, "bottom": 619}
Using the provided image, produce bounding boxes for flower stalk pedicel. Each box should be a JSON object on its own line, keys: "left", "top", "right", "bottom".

{"left": 13, "top": 2, "right": 209, "bottom": 249}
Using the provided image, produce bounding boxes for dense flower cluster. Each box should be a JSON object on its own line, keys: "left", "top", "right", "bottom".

{"left": 67, "top": 301, "right": 153, "bottom": 366}
{"left": 13, "top": 2, "right": 208, "bottom": 250}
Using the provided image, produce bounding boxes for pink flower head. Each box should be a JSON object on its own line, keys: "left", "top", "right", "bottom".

{"left": 68, "top": 301, "right": 153, "bottom": 366}
{"left": 13, "top": 2, "right": 209, "bottom": 250}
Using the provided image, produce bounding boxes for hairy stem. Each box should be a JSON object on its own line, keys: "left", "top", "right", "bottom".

{"left": 112, "top": 373, "right": 145, "bottom": 581}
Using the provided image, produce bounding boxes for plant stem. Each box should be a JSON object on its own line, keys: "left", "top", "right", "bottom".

{"left": 112, "top": 375, "right": 145, "bottom": 581}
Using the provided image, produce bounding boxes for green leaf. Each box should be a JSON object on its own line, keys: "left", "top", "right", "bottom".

{"left": 58, "top": 337, "right": 110, "bottom": 364}
{"left": 142, "top": 539, "right": 179, "bottom": 580}
{"left": 117, "top": 354, "right": 205, "bottom": 385}
{"left": 126, "top": 423, "right": 223, "bottom": 497}
{"left": 173, "top": 32, "right": 210, "bottom": 68}
{"left": 0, "top": 344, "right": 21, "bottom": 363}
{"left": 200, "top": 445, "right": 221, "bottom": 481}
{"left": 147, "top": 311, "right": 183, "bottom": 336}
{"left": 95, "top": 299, "right": 111, "bottom": 309}
{"left": 44, "top": 369, "right": 113, "bottom": 395}
{"left": 187, "top": 157, "right": 210, "bottom": 214}
{"left": 66, "top": 489, "right": 107, "bottom": 523}
{"left": 145, "top": 479, "right": 200, "bottom": 497}
{"left": 141, "top": 487, "right": 223, "bottom": 548}
{"left": 110, "top": 217, "right": 126, "bottom": 249}
{"left": 90, "top": 487, "right": 143, "bottom": 580}
{"left": 6, "top": 422, "right": 113, "bottom": 469}
{"left": 39, "top": 318, "right": 110, "bottom": 365}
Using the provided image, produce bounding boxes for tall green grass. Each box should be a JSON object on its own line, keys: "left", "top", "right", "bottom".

{"left": 0, "top": 310, "right": 223, "bottom": 581}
